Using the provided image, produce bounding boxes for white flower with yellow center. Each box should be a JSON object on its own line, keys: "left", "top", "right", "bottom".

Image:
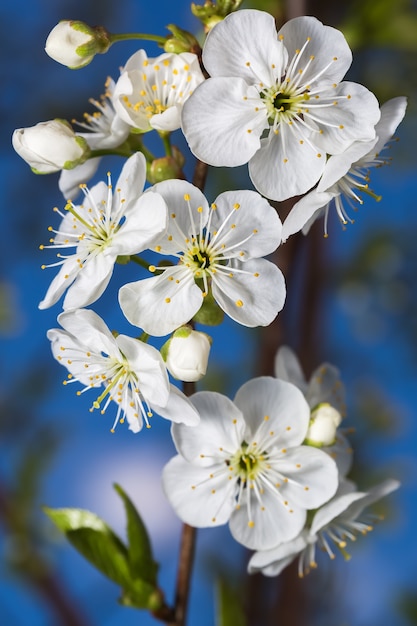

{"left": 39, "top": 152, "right": 167, "bottom": 311}
{"left": 248, "top": 478, "right": 399, "bottom": 577}
{"left": 182, "top": 10, "right": 380, "bottom": 201}
{"left": 113, "top": 50, "right": 205, "bottom": 132}
{"left": 118, "top": 180, "right": 285, "bottom": 337}
{"left": 59, "top": 77, "right": 131, "bottom": 200}
{"left": 47, "top": 309, "right": 199, "bottom": 433}
{"left": 282, "top": 96, "right": 408, "bottom": 239}
{"left": 162, "top": 377, "right": 338, "bottom": 551}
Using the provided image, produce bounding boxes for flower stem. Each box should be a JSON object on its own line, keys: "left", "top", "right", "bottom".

{"left": 109, "top": 32, "right": 166, "bottom": 46}
{"left": 171, "top": 524, "right": 197, "bottom": 626}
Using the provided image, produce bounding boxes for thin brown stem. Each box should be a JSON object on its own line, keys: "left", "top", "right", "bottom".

{"left": 170, "top": 524, "right": 197, "bottom": 626}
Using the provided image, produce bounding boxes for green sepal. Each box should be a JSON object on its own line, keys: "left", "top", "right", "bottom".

{"left": 116, "top": 255, "right": 131, "bottom": 265}
{"left": 193, "top": 291, "right": 224, "bottom": 326}
{"left": 216, "top": 579, "right": 247, "bottom": 626}
{"left": 43, "top": 507, "right": 132, "bottom": 588}
{"left": 113, "top": 484, "right": 158, "bottom": 586}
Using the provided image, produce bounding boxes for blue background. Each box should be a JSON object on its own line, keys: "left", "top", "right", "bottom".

{"left": 1, "top": 1, "right": 416, "bottom": 625}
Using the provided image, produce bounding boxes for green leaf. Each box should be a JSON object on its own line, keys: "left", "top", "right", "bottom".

{"left": 114, "top": 484, "right": 158, "bottom": 585}
{"left": 216, "top": 579, "right": 247, "bottom": 626}
{"left": 43, "top": 507, "right": 131, "bottom": 588}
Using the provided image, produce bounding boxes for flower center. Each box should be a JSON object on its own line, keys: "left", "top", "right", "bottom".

{"left": 261, "top": 84, "right": 307, "bottom": 126}
{"left": 229, "top": 442, "right": 267, "bottom": 482}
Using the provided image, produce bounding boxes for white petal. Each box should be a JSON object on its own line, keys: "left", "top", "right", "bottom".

{"left": 372, "top": 96, "right": 407, "bottom": 155}
{"left": 278, "top": 16, "right": 352, "bottom": 87}
{"left": 112, "top": 191, "right": 167, "bottom": 255}
{"left": 341, "top": 478, "right": 400, "bottom": 523}
{"left": 248, "top": 532, "right": 308, "bottom": 576}
{"left": 212, "top": 258, "right": 286, "bottom": 327}
{"left": 249, "top": 130, "right": 326, "bottom": 201}
{"left": 115, "top": 334, "right": 170, "bottom": 407}
{"left": 274, "top": 346, "right": 308, "bottom": 393}
{"left": 148, "top": 179, "right": 209, "bottom": 254}
{"left": 210, "top": 189, "right": 282, "bottom": 259}
{"left": 116, "top": 152, "right": 147, "bottom": 205}
{"left": 306, "top": 362, "right": 345, "bottom": 414}
{"left": 313, "top": 82, "right": 380, "bottom": 155}
{"left": 234, "top": 377, "right": 310, "bottom": 446}
{"left": 317, "top": 140, "right": 377, "bottom": 192}
{"left": 171, "top": 391, "right": 245, "bottom": 463}
{"left": 182, "top": 77, "right": 266, "bottom": 167}
{"left": 229, "top": 487, "right": 306, "bottom": 550}
{"left": 310, "top": 490, "right": 367, "bottom": 535}
{"left": 62, "top": 251, "right": 115, "bottom": 310}
{"left": 277, "top": 446, "right": 338, "bottom": 509}
{"left": 59, "top": 157, "right": 101, "bottom": 201}
{"left": 152, "top": 384, "right": 200, "bottom": 426}
{"left": 323, "top": 432, "right": 353, "bottom": 478}
{"left": 119, "top": 268, "right": 203, "bottom": 336}
{"left": 162, "top": 456, "right": 235, "bottom": 527}
{"left": 281, "top": 190, "right": 335, "bottom": 242}
{"left": 38, "top": 257, "right": 81, "bottom": 310}
{"left": 203, "top": 10, "right": 287, "bottom": 85}
{"left": 150, "top": 106, "right": 181, "bottom": 132}
{"left": 55, "top": 309, "right": 120, "bottom": 359}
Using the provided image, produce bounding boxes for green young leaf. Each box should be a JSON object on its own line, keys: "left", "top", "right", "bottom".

{"left": 43, "top": 507, "right": 131, "bottom": 588}
{"left": 216, "top": 579, "right": 247, "bottom": 626}
{"left": 114, "top": 484, "right": 158, "bottom": 585}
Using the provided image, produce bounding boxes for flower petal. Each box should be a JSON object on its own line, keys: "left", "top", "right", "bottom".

{"left": 278, "top": 16, "right": 352, "bottom": 87}
{"left": 152, "top": 384, "right": 200, "bottom": 426}
{"left": 171, "top": 391, "right": 245, "bottom": 463}
{"left": 233, "top": 377, "right": 310, "bottom": 447}
{"left": 119, "top": 267, "right": 203, "bottom": 336}
{"left": 248, "top": 532, "right": 308, "bottom": 576}
{"left": 182, "top": 77, "right": 266, "bottom": 167}
{"left": 62, "top": 250, "right": 115, "bottom": 310}
{"left": 203, "top": 9, "right": 287, "bottom": 85}
{"left": 162, "top": 455, "right": 236, "bottom": 527}
{"left": 210, "top": 189, "right": 282, "bottom": 259}
{"left": 229, "top": 487, "right": 306, "bottom": 550}
{"left": 212, "top": 258, "right": 286, "bottom": 327}
{"left": 274, "top": 345, "right": 308, "bottom": 394}
{"left": 281, "top": 190, "right": 335, "bottom": 241}
{"left": 112, "top": 191, "right": 167, "bottom": 255}
{"left": 248, "top": 130, "right": 326, "bottom": 201}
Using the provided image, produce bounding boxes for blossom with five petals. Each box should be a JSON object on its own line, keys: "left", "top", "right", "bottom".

{"left": 47, "top": 309, "right": 199, "bottom": 433}
{"left": 182, "top": 10, "right": 380, "bottom": 201}
{"left": 282, "top": 96, "right": 408, "bottom": 239}
{"left": 119, "top": 180, "right": 285, "bottom": 336}
{"left": 162, "top": 377, "right": 338, "bottom": 551}
{"left": 248, "top": 478, "right": 399, "bottom": 577}
{"left": 39, "top": 152, "right": 167, "bottom": 310}
{"left": 114, "top": 50, "right": 205, "bottom": 133}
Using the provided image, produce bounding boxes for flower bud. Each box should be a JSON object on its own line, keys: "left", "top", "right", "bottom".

{"left": 148, "top": 150, "right": 185, "bottom": 184}
{"left": 164, "top": 24, "right": 201, "bottom": 54}
{"left": 12, "top": 120, "right": 90, "bottom": 174}
{"left": 45, "top": 20, "right": 111, "bottom": 69}
{"left": 162, "top": 326, "right": 212, "bottom": 382}
{"left": 305, "top": 403, "right": 342, "bottom": 447}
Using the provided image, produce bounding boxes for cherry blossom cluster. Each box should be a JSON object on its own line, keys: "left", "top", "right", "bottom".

{"left": 12, "top": 6, "right": 403, "bottom": 579}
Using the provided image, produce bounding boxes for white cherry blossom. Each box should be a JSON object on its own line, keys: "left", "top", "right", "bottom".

{"left": 182, "top": 10, "right": 380, "bottom": 201}
{"left": 162, "top": 377, "right": 338, "bottom": 551}
{"left": 114, "top": 50, "right": 205, "bottom": 133}
{"left": 47, "top": 309, "right": 199, "bottom": 433}
{"left": 282, "top": 96, "right": 407, "bottom": 239}
{"left": 119, "top": 180, "right": 285, "bottom": 336}
{"left": 59, "top": 78, "right": 131, "bottom": 200}
{"left": 39, "top": 152, "right": 167, "bottom": 310}
{"left": 248, "top": 478, "right": 399, "bottom": 577}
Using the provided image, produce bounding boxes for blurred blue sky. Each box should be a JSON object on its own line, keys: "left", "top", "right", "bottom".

{"left": 1, "top": 1, "right": 417, "bottom": 625}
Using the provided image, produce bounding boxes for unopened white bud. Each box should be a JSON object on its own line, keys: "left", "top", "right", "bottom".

{"left": 45, "top": 20, "right": 111, "bottom": 69}
{"left": 12, "top": 120, "right": 90, "bottom": 174}
{"left": 305, "top": 402, "right": 342, "bottom": 447}
{"left": 162, "top": 326, "right": 211, "bottom": 382}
